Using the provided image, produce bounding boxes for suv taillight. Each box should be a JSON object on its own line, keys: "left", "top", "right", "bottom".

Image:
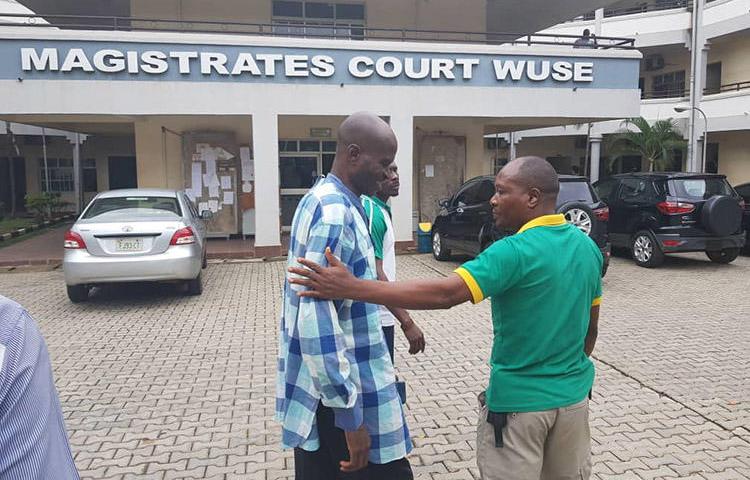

{"left": 593, "top": 206, "right": 609, "bottom": 221}
{"left": 656, "top": 201, "right": 695, "bottom": 215}
{"left": 63, "top": 230, "right": 86, "bottom": 249}
{"left": 170, "top": 227, "right": 196, "bottom": 246}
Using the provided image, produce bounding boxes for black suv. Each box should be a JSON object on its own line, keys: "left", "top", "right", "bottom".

{"left": 594, "top": 173, "right": 745, "bottom": 267}
{"left": 431, "top": 175, "right": 611, "bottom": 275}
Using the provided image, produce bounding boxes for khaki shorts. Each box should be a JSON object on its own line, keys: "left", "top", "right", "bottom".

{"left": 476, "top": 395, "right": 591, "bottom": 480}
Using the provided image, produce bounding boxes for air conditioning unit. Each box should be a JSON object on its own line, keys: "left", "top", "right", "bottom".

{"left": 645, "top": 54, "right": 665, "bottom": 71}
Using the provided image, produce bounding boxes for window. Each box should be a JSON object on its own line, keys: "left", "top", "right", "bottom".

{"left": 558, "top": 181, "right": 596, "bottom": 204}
{"left": 83, "top": 196, "right": 182, "bottom": 219}
{"left": 594, "top": 179, "right": 619, "bottom": 202}
{"left": 183, "top": 194, "right": 199, "bottom": 217}
{"left": 705, "top": 143, "right": 719, "bottom": 174}
{"left": 272, "top": 1, "right": 365, "bottom": 40}
{"left": 39, "top": 158, "right": 74, "bottom": 192}
{"left": 454, "top": 180, "right": 493, "bottom": 207}
{"left": 705, "top": 62, "right": 722, "bottom": 95}
{"left": 652, "top": 70, "right": 686, "bottom": 98}
{"left": 83, "top": 158, "right": 97, "bottom": 192}
{"left": 280, "top": 156, "right": 318, "bottom": 189}
{"left": 485, "top": 137, "right": 508, "bottom": 150}
{"left": 669, "top": 177, "right": 733, "bottom": 199}
{"left": 618, "top": 178, "right": 650, "bottom": 200}
{"left": 493, "top": 157, "right": 508, "bottom": 174}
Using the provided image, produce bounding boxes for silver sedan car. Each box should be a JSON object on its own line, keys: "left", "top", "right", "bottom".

{"left": 63, "top": 189, "right": 211, "bottom": 302}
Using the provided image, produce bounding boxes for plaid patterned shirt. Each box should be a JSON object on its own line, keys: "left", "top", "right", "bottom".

{"left": 275, "top": 174, "right": 412, "bottom": 464}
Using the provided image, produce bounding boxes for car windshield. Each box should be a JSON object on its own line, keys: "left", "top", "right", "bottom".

{"left": 557, "top": 181, "right": 596, "bottom": 205}
{"left": 83, "top": 196, "right": 182, "bottom": 219}
{"left": 669, "top": 178, "right": 734, "bottom": 199}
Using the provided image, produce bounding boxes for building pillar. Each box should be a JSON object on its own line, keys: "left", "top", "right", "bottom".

{"left": 687, "top": 0, "right": 706, "bottom": 172}
{"left": 390, "top": 113, "right": 414, "bottom": 245}
{"left": 594, "top": 8, "right": 604, "bottom": 36}
{"left": 67, "top": 132, "right": 85, "bottom": 213}
{"left": 589, "top": 134, "right": 602, "bottom": 183}
{"left": 509, "top": 132, "right": 518, "bottom": 162}
{"left": 252, "top": 112, "right": 282, "bottom": 256}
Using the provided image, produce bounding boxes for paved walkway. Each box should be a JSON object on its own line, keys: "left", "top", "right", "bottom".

{"left": 0, "top": 253, "right": 749, "bottom": 479}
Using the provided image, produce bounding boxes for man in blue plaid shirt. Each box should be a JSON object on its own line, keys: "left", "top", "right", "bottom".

{"left": 276, "top": 112, "right": 413, "bottom": 479}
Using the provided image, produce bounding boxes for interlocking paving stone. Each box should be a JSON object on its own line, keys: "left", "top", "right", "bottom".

{"left": 1, "top": 252, "right": 748, "bottom": 479}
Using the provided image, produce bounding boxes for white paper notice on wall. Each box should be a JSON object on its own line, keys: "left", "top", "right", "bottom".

{"left": 425, "top": 164, "right": 435, "bottom": 178}
{"left": 242, "top": 181, "right": 253, "bottom": 193}
{"left": 208, "top": 185, "right": 220, "bottom": 198}
{"left": 208, "top": 199, "right": 219, "bottom": 212}
{"left": 192, "top": 153, "right": 201, "bottom": 162}
{"left": 220, "top": 176, "right": 231, "bottom": 190}
{"left": 240, "top": 146, "right": 254, "bottom": 181}
{"left": 223, "top": 191, "right": 235, "bottom": 205}
{"left": 198, "top": 202, "right": 208, "bottom": 213}
{"left": 191, "top": 163, "right": 202, "bottom": 195}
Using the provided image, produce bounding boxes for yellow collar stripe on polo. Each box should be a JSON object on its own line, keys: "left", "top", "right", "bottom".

{"left": 517, "top": 214, "right": 567, "bottom": 234}
{"left": 454, "top": 267, "right": 484, "bottom": 304}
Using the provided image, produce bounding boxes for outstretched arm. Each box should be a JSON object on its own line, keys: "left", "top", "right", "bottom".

{"left": 288, "top": 248, "right": 473, "bottom": 310}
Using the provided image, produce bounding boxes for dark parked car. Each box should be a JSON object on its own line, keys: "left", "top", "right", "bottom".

{"left": 593, "top": 173, "right": 745, "bottom": 268}
{"left": 733, "top": 182, "right": 750, "bottom": 252}
{"left": 431, "top": 175, "right": 611, "bottom": 275}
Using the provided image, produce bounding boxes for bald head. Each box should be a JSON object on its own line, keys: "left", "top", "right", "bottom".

{"left": 500, "top": 156, "right": 560, "bottom": 201}
{"left": 337, "top": 112, "right": 397, "bottom": 154}
{"left": 331, "top": 112, "right": 398, "bottom": 196}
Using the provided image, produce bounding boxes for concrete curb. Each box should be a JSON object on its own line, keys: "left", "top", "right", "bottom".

{"left": 0, "top": 214, "right": 74, "bottom": 243}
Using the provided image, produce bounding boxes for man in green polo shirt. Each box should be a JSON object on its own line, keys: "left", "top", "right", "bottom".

{"left": 288, "top": 156, "right": 602, "bottom": 480}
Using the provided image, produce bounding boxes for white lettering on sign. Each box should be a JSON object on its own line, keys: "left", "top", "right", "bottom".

{"left": 92, "top": 49, "right": 125, "bottom": 73}
{"left": 455, "top": 58, "right": 480, "bottom": 80}
{"left": 61, "top": 48, "right": 94, "bottom": 72}
{"left": 21, "top": 47, "right": 58, "bottom": 71}
{"left": 285, "top": 54, "right": 309, "bottom": 77}
{"left": 404, "top": 57, "right": 429, "bottom": 79}
{"left": 170, "top": 51, "right": 199, "bottom": 74}
{"left": 493, "top": 60, "right": 525, "bottom": 81}
{"left": 551, "top": 61, "right": 573, "bottom": 81}
{"left": 349, "top": 56, "right": 374, "bottom": 78}
{"left": 141, "top": 51, "right": 168, "bottom": 74}
{"left": 574, "top": 62, "right": 594, "bottom": 82}
{"left": 310, "top": 55, "right": 335, "bottom": 77}
{"left": 232, "top": 52, "right": 262, "bottom": 75}
{"left": 18, "top": 48, "right": 599, "bottom": 84}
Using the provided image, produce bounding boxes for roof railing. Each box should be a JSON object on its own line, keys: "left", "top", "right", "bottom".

{"left": 0, "top": 13, "right": 636, "bottom": 49}
{"left": 572, "top": 0, "right": 692, "bottom": 22}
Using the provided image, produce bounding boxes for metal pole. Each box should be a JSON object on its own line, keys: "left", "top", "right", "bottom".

{"left": 695, "top": 107, "right": 708, "bottom": 172}
{"left": 42, "top": 127, "right": 50, "bottom": 192}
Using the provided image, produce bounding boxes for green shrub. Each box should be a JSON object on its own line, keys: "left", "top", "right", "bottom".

{"left": 24, "top": 192, "right": 71, "bottom": 220}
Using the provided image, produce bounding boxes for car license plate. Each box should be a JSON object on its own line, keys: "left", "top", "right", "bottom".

{"left": 116, "top": 238, "right": 144, "bottom": 252}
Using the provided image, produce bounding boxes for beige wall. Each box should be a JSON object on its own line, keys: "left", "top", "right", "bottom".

{"left": 367, "top": 0, "right": 486, "bottom": 32}
{"left": 713, "top": 130, "right": 750, "bottom": 185}
{"left": 130, "top": 0, "right": 486, "bottom": 34}
{"left": 134, "top": 116, "right": 252, "bottom": 189}
{"left": 278, "top": 115, "right": 344, "bottom": 139}
{"left": 708, "top": 33, "right": 750, "bottom": 88}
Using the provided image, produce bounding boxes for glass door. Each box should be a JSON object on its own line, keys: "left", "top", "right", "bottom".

{"left": 278, "top": 138, "right": 337, "bottom": 230}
